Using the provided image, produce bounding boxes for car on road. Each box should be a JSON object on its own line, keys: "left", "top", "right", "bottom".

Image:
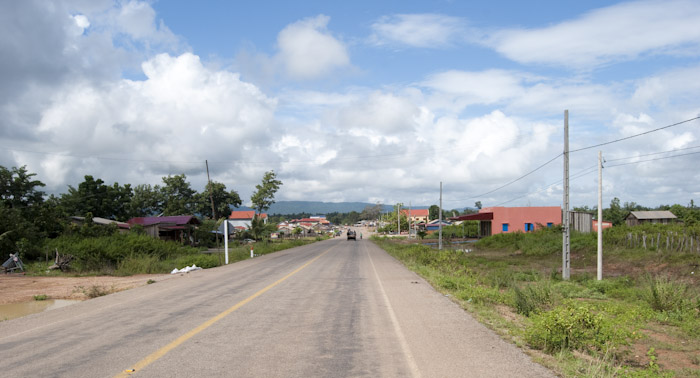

{"left": 347, "top": 230, "right": 356, "bottom": 240}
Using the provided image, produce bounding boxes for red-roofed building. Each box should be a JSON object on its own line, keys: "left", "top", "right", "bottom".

{"left": 227, "top": 210, "right": 267, "bottom": 229}
{"left": 127, "top": 215, "right": 200, "bottom": 244}
{"left": 401, "top": 209, "right": 430, "bottom": 223}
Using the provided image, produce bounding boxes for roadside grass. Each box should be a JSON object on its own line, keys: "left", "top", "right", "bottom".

{"left": 372, "top": 233, "right": 700, "bottom": 378}
{"left": 27, "top": 236, "right": 321, "bottom": 276}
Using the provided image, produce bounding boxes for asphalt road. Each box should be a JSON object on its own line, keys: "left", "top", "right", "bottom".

{"left": 0, "top": 237, "right": 555, "bottom": 377}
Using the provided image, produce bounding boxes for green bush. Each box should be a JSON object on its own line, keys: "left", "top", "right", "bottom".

{"left": 44, "top": 233, "right": 201, "bottom": 273}
{"left": 526, "top": 303, "right": 627, "bottom": 353}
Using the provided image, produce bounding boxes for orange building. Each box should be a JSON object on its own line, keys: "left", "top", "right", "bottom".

{"left": 450, "top": 206, "right": 562, "bottom": 237}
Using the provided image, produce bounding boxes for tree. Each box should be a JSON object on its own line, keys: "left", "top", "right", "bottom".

{"left": 129, "top": 184, "right": 162, "bottom": 217}
{"left": 247, "top": 215, "right": 277, "bottom": 241}
{"left": 160, "top": 174, "right": 197, "bottom": 216}
{"left": 0, "top": 165, "right": 45, "bottom": 209}
{"left": 429, "top": 205, "right": 440, "bottom": 221}
{"left": 360, "top": 204, "right": 382, "bottom": 221}
{"left": 250, "top": 170, "right": 282, "bottom": 214}
{"left": 475, "top": 201, "right": 482, "bottom": 210}
{"left": 0, "top": 165, "right": 58, "bottom": 259}
{"left": 60, "top": 176, "right": 133, "bottom": 220}
{"left": 196, "top": 181, "right": 242, "bottom": 219}
{"left": 603, "top": 197, "right": 626, "bottom": 226}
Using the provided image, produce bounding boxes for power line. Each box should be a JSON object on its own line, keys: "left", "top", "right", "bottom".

{"left": 605, "top": 145, "right": 700, "bottom": 163}
{"left": 570, "top": 116, "right": 700, "bottom": 153}
{"left": 492, "top": 164, "right": 597, "bottom": 207}
{"left": 605, "top": 150, "right": 700, "bottom": 168}
{"left": 444, "top": 153, "right": 563, "bottom": 202}
{"left": 490, "top": 147, "right": 698, "bottom": 207}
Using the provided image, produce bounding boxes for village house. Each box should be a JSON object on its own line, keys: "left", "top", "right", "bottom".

{"left": 127, "top": 215, "right": 200, "bottom": 245}
{"left": 625, "top": 211, "right": 677, "bottom": 226}
{"left": 400, "top": 208, "right": 430, "bottom": 224}
{"left": 450, "top": 206, "right": 562, "bottom": 238}
{"left": 218, "top": 210, "right": 268, "bottom": 236}
{"left": 70, "top": 216, "right": 130, "bottom": 233}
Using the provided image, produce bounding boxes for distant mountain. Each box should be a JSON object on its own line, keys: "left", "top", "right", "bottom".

{"left": 234, "top": 201, "right": 459, "bottom": 215}
{"left": 267, "top": 201, "right": 391, "bottom": 215}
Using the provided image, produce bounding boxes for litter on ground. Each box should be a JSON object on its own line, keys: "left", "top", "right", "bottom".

{"left": 170, "top": 264, "right": 202, "bottom": 274}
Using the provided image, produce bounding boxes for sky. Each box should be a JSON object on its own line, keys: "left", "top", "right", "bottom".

{"left": 1, "top": 0, "right": 699, "bottom": 210}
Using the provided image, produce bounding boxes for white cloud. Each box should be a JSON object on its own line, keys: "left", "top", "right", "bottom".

{"left": 421, "top": 69, "right": 526, "bottom": 106}
{"left": 486, "top": 0, "right": 700, "bottom": 68}
{"left": 72, "top": 14, "right": 90, "bottom": 31}
{"left": 276, "top": 15, "right": 350, "bottom": 80}
{"left": 370, "top": 14, "right": 467, "bottom": 48}
{"left": 27, "top": 53, "right": 277, "bottom": 191}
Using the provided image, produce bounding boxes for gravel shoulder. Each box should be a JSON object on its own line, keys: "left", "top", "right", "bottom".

{"left": 0, "top": 274, "right": 171, "bottom": 304}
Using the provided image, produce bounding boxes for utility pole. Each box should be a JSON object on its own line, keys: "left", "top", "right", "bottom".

{"left": 597, "top": 150, "right": 603, "bottom": 280}
{"left": 206, "top": 160, "right": 222, "bottom": 265}
{"left": 439, "top": 181, "right": 443, "bottom": 250}
{"left": 562, "top": 111, "right": 570, "bottom": 280}
{"left": 397, "top": 203, "right": 401, "bottom": 236}
{"left": 409, "top": 202, "right": 412, "bottom": 239}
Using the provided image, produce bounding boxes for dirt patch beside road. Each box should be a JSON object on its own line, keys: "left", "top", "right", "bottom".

{"left": 0, "top": 274, "right": 169, "bottom": 304}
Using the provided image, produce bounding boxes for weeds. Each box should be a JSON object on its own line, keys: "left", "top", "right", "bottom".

{"left": 74, "top": 284, "right": 114, "bottom": 298}
{"left": 643, "top": 275, "right": 693, "bottom": 312}
{"left": 372, "top": 232, "right": 700, "bottom": 377}
{"left": 33, "top": 294, "right": 48, "bottom": 301}
{"left": 513, "top": 281, "right": 553, "bottom": 316}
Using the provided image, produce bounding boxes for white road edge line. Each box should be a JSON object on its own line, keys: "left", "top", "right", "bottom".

{"left": 363, "top": 242, "right": 422, "bottom": 378}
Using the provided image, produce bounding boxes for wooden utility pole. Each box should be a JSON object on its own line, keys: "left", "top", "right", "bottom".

{"left": 562, "top": 111, "right": 570, "bottom": 280}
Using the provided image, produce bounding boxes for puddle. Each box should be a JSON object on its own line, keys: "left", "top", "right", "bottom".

{"left": 0, "top": 299, "right": 81, "bottom": 321}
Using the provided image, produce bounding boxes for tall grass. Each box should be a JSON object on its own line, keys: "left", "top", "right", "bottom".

{"left": 372, "top": 233, "right": 700, "bottom": 377}
{"left": 40, "top": 234, "right": 317, "bottom": 275}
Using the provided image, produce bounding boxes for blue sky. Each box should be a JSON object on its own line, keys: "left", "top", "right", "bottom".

{"left": 1, "top": 0, "right": 699, "bottom": 210}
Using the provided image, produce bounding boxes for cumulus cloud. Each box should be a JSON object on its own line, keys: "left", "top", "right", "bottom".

{"left": 370, "top": 13, "right": 468, "bottom": 48}
{"left": 276, "top": 15, "right": 350, "bottom": 80}
{"left": 14, "top": 53, "right": 276, "bottom": 191}
{"left": 485, "top": 0, "right": 700, "bottom": 68}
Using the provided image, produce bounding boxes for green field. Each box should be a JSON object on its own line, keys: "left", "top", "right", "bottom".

{"left": 373, "top": 225, "right": 700, "bottom": 378}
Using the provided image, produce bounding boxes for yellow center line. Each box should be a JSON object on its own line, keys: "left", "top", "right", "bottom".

{"left": 115, "top": 246, "right": 333, "bottom": 377}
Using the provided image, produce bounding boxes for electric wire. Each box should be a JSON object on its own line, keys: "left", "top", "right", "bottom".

{"left": 570, "top": 116, "right": 700, "bottom": 153}
{"left": 605, "top": 150, "right": 700, "bottom": 168}
{"left": 445, "top": 153, "right": 563, "bottom": 202}
{"left": 604, "top": 145, "right": 700, "bottom": 163}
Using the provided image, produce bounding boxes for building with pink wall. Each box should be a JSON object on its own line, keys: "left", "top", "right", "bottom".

{"left": 450, "top": 206, "right": 562, "bottom": 237}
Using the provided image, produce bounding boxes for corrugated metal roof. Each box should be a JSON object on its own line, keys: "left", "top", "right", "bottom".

{"left": 628, "top": 211, "right": 677, "bottom": 220}
{"left": 127, "top": 216, "right": 200, "bottom": 226}
{"left": 449, "top": 212, "right": 494, "bottom": 221}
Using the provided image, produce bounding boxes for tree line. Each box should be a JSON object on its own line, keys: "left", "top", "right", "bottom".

{"left": 0, "top": 165, "right": 281, "bottom": 259}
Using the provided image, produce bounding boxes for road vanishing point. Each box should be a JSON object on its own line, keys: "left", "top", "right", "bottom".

{"left": 0, "top": 236, "right": 555, "bottom": 377}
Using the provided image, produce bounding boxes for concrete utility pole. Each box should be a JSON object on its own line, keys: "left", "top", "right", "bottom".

{"left": 206, "top": 160, "right": 222, "bottom": 264}
{"left": 397, "top": 204, "right": 401, "bottom": 236}
{"left": 409, "top": 202, "right": 412, "bottom": 239}
{"left": 224, "top": 219, "right": 229, "bottom": 264}
{"left": 439, "top": 182, "right": 443, "bottom": 250}
{"left": 562, "top": 110, "right": 571, "bottom": 280}
{"left": 597, "top": 150, "right": 603, "bottom": 280}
